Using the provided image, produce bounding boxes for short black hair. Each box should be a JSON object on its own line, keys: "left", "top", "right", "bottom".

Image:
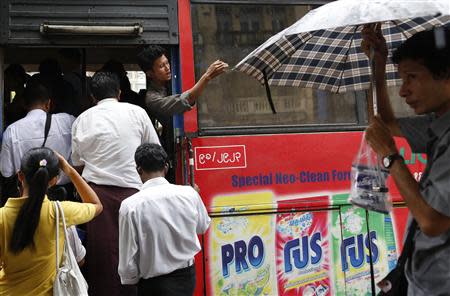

{"left": 5, "top": 64, "right": 28, "bottom": 81}
{"left": 102, "top": 59, "right": 127, "bottom": 78}
{"left": 136, "top": 45, "right": 167, "bottom": 72}
{"left": 39, "top": 58, "right": 62, "bottom": 77}
{"left": 135, "top": 143, "right": 168, "bottom": 173}
{"left": 393, "top": 27, "right": 450, "bottom": 80}
{"left": 90, "top": 71, "right": 120, "bottom": 101}
{"left": 24, "top": 76, "right": 50, "bottom": 107}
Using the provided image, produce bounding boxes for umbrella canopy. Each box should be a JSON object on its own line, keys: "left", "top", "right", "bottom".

{"left": 234, "top": 0, "right": 450, "bottom": 94}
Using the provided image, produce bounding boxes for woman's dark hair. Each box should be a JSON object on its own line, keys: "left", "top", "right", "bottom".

{"left": 10, "top": 147, "right": 60, "bottom": 253}
{"left": 135, "top": 143, "right": 168, "bottom": 173}
{"left": 136, "top": 45, "right": 167, "bottom": 73}
{"left": 393, "top": 27, "right": 450, "bottom": 80}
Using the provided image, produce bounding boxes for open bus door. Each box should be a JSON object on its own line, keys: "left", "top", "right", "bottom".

{"left": 0, "top": 0, "right": 192, "bottom": 292}
{"left": 0, "top": 0, "right": 185, "bottom": 209}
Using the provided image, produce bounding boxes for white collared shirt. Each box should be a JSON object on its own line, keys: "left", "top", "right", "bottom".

{"left": 0, "top": 109, "right": 75, "bottom": 184}
{"left": 71, "top": 98, "right": 159, "bottom": 189}
{"left": 67, "top": 226, "right": 86, "bottom": 263}
{"left": 118, "top": 177, "right": 211, "bottom": 284}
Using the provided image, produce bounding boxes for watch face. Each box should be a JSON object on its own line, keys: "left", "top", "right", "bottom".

{"left": 383, "top": 156, "right": 390, "bottom": 168}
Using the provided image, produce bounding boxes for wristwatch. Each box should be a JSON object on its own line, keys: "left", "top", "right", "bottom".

{"left": 382, "top": 153, "right": 404, "bottom": 169}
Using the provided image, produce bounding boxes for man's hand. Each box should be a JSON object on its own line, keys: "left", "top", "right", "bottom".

{"left": 187, "top": 60, "right": 229, "bottom": 104}
{"left": 361, "top": 23, "right": 388, "bottom": 67}
{"left": 204, "top": 60, "right": 229, "bottom": 81}
{"left": 365, "top": 116, "right": 398, "bottom": 157}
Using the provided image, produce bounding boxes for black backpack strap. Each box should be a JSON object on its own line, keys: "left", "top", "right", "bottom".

{"left": 42, "top": 113, "right": 52, "bottom": 147}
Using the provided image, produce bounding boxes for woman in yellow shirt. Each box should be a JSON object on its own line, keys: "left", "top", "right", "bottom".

{"left": 0, "top": 147, "right": 103, "bottom": 295}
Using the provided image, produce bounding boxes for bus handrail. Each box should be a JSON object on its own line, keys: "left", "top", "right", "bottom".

{"left": 208, "top": 201, "right": 407, "bottom": 218}
{"left": 40, "top": 23, "right": 143, "bottom": 36}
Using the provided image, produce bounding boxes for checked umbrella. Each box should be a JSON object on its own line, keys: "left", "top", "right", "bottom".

{"left": 234, "top": 0, "right": 450, "bottom": 98}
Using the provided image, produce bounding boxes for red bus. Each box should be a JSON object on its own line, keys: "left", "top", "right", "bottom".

{"left": 180, "top": 1, "right": 424, "bottom": 295}
{"left": 0, "top": 1, "right": 424, "bottom": 295}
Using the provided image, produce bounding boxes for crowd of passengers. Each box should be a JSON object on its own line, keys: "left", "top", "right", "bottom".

{"left": 0, "top": 47, "right": 227, "bottom": 295}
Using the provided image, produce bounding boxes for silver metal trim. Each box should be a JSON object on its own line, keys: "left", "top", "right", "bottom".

{"left": 40, "top": 23, "right": 143, "bottom": 36}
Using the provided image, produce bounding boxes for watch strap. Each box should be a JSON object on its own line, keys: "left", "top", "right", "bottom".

{"left": 385, "top": 153, "right": 404, "bottom": 168}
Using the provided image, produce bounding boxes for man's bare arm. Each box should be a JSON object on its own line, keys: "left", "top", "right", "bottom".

{"left": 186, "top": 60, "right": 228, "bottom": 105}
{"left": 365, "top": 117, "right": 450, "bottom": 237}
{"left": 362, "top": 24, "right": 403, "bottom": 137}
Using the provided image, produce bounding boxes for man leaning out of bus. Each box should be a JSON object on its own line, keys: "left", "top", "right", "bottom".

{"left": 136, "top": 45, "right": 228, "bottom": 128}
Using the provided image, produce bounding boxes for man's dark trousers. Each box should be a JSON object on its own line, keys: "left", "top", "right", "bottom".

{"left": 137, "top": 265, "right": 196, "bottom": 296}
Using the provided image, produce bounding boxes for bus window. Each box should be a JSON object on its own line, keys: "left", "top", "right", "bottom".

{"left": 127, "top": 71, "right": 147, "bottom": 93}
{"left": 191, "top": 3, "right": 364, "bottom": 132}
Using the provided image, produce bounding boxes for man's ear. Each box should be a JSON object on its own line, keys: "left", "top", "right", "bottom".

{"left": 136, "top": 166, "right": 143, "bottom": 175}
{"left": 45, "top": 99, "right": 52, "bottom": 112}
{"left": 146, "top": 69, "right": 154, "bottom": 80}
{"left": 90, "top": 94, "right": 98, "bottom": 105}
{"left": 164, "top": 163, "right": 169, "bottom": 175}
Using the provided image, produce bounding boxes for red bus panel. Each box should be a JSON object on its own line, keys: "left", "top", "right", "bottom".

{"left": 192, "top": 132, "right": 422, "bottom": 295}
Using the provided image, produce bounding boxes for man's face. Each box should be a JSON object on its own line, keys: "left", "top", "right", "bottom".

{"left": 398, "top": 59, "right": 450, "bottom": 117}
{"left": 148, "top": 55, "right": 171, "bottom": 83}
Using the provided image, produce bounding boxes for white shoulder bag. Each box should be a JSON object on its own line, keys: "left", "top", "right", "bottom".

{"left": 53, "top": 201, "right": 89, "bottom": 296}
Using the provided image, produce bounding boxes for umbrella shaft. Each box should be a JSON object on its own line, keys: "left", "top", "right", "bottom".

{"left": 370, "top": 47, "right": 378, "bottom": 116}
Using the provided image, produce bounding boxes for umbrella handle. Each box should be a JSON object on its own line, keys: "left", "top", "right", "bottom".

{"left": 263, "top": 70, "right": 277, "bottom": 114}
{"left": 369, "top": 47, "right": 378, "bottom": 116}
{"left": 370, "top": 46, "right": 386, "bottom": 215}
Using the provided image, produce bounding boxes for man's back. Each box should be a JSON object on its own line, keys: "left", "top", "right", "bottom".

{"left": 0, "top": 109, "right": 74, "bottom": 184}
{"left": 72, "top": 99, "right": 159, "bottom": 189}
{"left": 119, "top": 177, "right": 210, "bottom": 281}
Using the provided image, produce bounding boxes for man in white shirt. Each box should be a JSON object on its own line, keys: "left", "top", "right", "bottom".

{"left": 0, "top": 78, "right": 75, "bottom": 204}
{"left": 118, "top": 143, "right": 210, "bottom": 296}
{"left": 72, "top": 71, "right": 159, "bottom": 296}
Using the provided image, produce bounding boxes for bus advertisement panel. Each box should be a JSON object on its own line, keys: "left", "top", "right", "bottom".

{"left": 192, "top": 132, "right": 424, "bottom": 295}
